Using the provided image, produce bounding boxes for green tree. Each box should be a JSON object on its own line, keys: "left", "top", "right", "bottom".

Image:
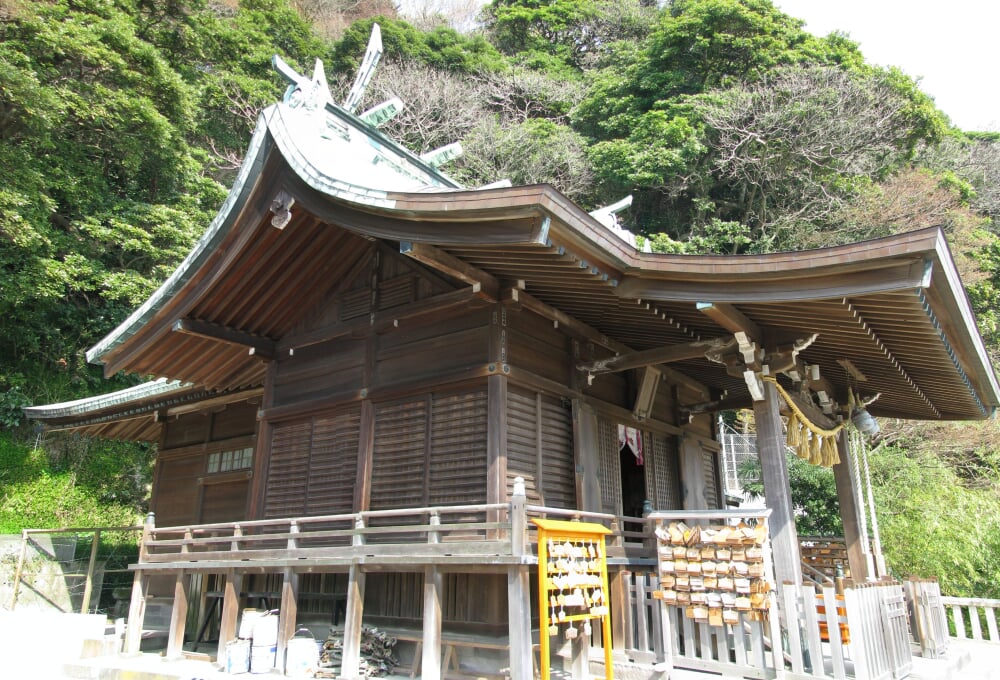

{"left": 739, "top": 453, "right": 843, "bottom": 536}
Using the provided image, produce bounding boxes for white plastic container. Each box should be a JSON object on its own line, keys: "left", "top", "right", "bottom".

{"left": 285, "top": 629, "right": 320, "bottom": 677}
{"left": 226, "top": 638, "right": 251, "bottom": 674}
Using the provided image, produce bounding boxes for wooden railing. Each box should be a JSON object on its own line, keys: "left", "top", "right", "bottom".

{"left": 616, "top": 510, "right": 914, "bottom": 680}
{"left": 140, "top": 504, "right": 515, "bottom": 568}
{"left": 941, "top": 595, "right": 1000, "bottom": 643}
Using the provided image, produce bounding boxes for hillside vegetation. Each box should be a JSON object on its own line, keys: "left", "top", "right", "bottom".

{"left": 2, "top": 0, "right": 999, "bottom": 595}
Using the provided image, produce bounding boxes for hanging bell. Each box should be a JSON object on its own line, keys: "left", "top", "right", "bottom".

{"left": 851, "top": 407, "right": 880, "bottom": 436}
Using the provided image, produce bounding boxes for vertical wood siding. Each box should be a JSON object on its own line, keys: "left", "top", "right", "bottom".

{"left": 506, "top": 385, "right": 575, "bottom": 508}
{"left": 263, "top": 407, "right": 361, "bottom": 519}
{"left": 645, "top": 432, "right": 682, "bottom": 510}
{"left": 264, "top": 419, "right": 313, "bottom": 518}
{"left": 369, "top": 387, "right": 489, "bottom": 511}
{"left": 597, "top": 416, "right": 623, "bottom": 515}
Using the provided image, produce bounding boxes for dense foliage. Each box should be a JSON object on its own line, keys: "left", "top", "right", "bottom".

{"left": 2, "top": 0, "right": 1000, "bottom": 596}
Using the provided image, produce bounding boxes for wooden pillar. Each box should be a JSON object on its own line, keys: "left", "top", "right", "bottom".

{"left": 832, "top": 430, "right": 871, "bottom": 582}
{"left": 341, "top": 562, "right": 367, "bottom": 680}
{"left": 125, "top": 515, "right": 155, "bottom": 655}
{"left": 124, "top": 571, "right": 148, "bottom": 655}
{"left": 217, "top": 569, "right": 243, "bottom": 667}
{"left": 507, "top": 481, "right": 533, "bottom": 680}
{"left": 752, "top": 379, "right": 803, "bottom": 586}
{"left": 166, "top": 572, "right": 190, "bottom": 659}
{"left": 487, "top": 373, "right": 509, "bottom": 505}
{"left": 571, "top": 400, "right": 602, "bottom": 513}
{"left": 276, "top": 567, "right": 300, "bottom": 673}
{"left": 608, "top": 569, "right": 628, "bottom": 651}
{"left": 422, "top": 567, "right": 443, "bottom": 680}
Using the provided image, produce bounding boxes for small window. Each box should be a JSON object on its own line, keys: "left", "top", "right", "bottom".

{"left": 207, "top": 447, "right": 253, "bottom": 474}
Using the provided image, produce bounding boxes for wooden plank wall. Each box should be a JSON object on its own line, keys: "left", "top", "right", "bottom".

{"left": 153, "top": 400, "right": 259, "bottom": 526}
{"left": 505, "top": 386, "right": 575, "bottom": 508}
{"left": 369, "top": 387, "right": 489, "bottom": 511}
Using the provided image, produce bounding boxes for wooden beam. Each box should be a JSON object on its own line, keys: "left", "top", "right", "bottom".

{"left": 577, "top": 336, "right": 734, "bottom": 375}
{"left": 401, "top": 242, "right": 499, "bottom": 301}
{"left": 278, "top": 286, "right": 487, "bottom": 353}
{"left": 172, "top": 318, "right": 276, "bottom": 360}
{"left": 503, "top": 288, "right": 622, "bottom": 354}
{"left": 696, "top": 302, "right": 761, "bottom": 339}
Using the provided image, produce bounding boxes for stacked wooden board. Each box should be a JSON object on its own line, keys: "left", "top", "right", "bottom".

{"left": 652, "top": 521, "right": 772, "bottom": 626}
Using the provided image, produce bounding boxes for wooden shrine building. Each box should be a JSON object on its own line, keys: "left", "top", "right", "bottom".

{"left": 26, "top": 29, "right": 1000, "bottom": 680}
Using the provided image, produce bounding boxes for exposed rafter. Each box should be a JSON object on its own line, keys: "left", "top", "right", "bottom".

{"left": 577, "top": 337, "right": 735, "bottom": 376}
{"left": 845, "top": 301, "right": 940, "bottom": 418}
{"left": 400, "top": 242, "right": 499, "bottom": 301}
{"left": 171, "top": 319, "right": 277, "bottom": 360}
{"left": 696, "top": 302, "right": 762, "bottom": 339}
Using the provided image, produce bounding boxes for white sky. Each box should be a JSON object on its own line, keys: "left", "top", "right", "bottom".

{"left": 775, "top": 0, "right": 999, "bottom": 132}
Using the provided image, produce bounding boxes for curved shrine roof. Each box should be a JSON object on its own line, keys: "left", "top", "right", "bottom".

{"left": 31, "top": 51, "right": 1000, "bottom": 435}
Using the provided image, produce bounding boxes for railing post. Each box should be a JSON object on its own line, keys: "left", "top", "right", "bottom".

{"left": 80, "top": 528, "right": 102, "bottom": 614}
{"left": 231, "top": 524, "right": 243, "bottom": 553}
{"left": 510, "top": 477, "right": 526, "bottom": 557}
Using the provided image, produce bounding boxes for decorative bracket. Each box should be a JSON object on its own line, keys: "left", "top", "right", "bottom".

{"left": 270, "top": 190, "right": 295, "bottom": 230}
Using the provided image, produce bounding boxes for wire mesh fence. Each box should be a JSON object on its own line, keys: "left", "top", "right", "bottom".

{"left": 3, "top": 525, "right": 143, "bottom": 615}
{"left": 718, "top": 421, "right": 760, "bottom": 497}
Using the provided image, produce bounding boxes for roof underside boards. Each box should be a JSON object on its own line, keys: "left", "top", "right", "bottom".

{"left": 74, "top": 103, "right": 999, "bottom": 429}
{"left": 23, "top": 380, "right": 212, "bottom": 442}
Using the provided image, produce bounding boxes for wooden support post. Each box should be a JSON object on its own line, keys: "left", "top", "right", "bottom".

{"left": 125, "top": 515, "right": 155, "bottom": 656}
{"left": 217, "top": 569, "right": 243, "bottom": 667}
{"left": 487, "top": 372, "right": 508, "bottom": 537}
{"left": 81, "top": 529, "right": 101, "bottom": 614}
{"left": 342, "top": 562, "right": 367, "bottom": 680}
{"left": 609, "top": 569, "right": 628, "bottom": 652}
{"left": 422, "top": 566, "right": 443, "bottom": 680}
{"left": 277, "top": 567, "right": 300, "bottom": 673}
{"left": 832, "top": 430, "right": 871, "bottom": 583}
{"left": 124, "top": 571, "right": 148, "bottom": 656}
{"left": 753, "top": 379, "right": 803, "bottom": 587}
{"left": 507, "top": 567, "right": 533, "bottom": 680}
{"left": 572, "top": 400, "right": 602, "bottom": 513}
{"left": 507, "top": 479, "right": 533, "bottom": 680}
{"left": 167, "top": 572, "right": 190, "bottom": 660}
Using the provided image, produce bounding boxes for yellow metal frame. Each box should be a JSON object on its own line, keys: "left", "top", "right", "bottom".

{"left": 533, "top": 519, "right": 613, "bottom": 680}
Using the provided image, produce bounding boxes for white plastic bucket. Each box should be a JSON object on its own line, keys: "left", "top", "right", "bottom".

{"left": 226, "top": 638, "right": 251, "bottom": 674}
{"left": 285, "top": 629, "right": 319, "bottom": 677}
{"left": 251, "top": 611, "right": 279, "bottom": 646}
{"left": 250, "top": 644, "right": 276, "bottom": 674}
{"left": 238, "top": 609, "right": 264, "bottom": 639}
